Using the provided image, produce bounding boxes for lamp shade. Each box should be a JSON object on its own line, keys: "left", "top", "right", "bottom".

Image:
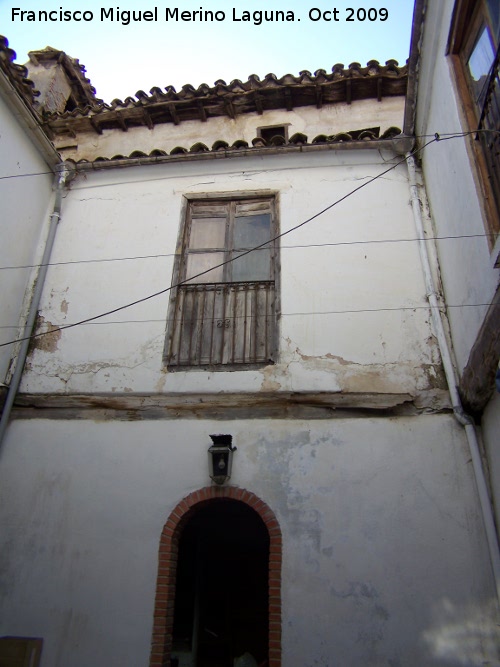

{"left": 208, "top": 434, "right": 236, "bottom": 485}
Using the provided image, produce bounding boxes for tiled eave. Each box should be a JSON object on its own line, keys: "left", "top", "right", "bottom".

{"left": 65, "top": 128, "right": 413, "bottom": 170}
{"left": 0, "top": 36, "right": 38, "bottom": 107}
{"left": 46, "top": 60, "right": 407, "bottom": 137}
{"left": 0, "top": 36, "right": 60, "bottom": 168}
{"left": 0, "top": 36, "right": 100, "bottom": 111}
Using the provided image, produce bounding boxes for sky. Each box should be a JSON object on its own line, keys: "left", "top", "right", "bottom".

{"left": 0, "top": 0, "right": 416, "bottom": 103}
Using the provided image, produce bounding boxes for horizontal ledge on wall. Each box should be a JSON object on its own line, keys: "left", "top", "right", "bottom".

{"left": 10, "top": 389, "right": 452, "bottom": 420}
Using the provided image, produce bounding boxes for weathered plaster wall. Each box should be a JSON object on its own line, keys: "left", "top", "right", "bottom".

{"left": 414, "top": 0, "right": 500, "bottom": 538}
{"left": 0, "top": 93, "right": 54, "bottom": 384}
{"left": 20, "top": 149, "right": 445, "bottom": 408}
{"left": 0, "top": 414, "right": 496, "bottom": 667}
{"left": 55, "top": 97, "right": 405, "bottom": 162}
{"left": 414, "top": 0, "right": 500, "bottom": 374}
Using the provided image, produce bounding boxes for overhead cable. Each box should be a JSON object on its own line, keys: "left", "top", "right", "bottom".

{"left": 0, "top": 233, "right": 495, "bottom": 272}
{"left": 0, "top": 132, "right": 491, "bottom": 349}
{"left": 0, "top": 129, "right": 497, "bottom": 182}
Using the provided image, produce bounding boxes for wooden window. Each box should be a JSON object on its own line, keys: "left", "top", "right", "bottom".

{"left": 448, "top": 0, "right": 500, "bottom": 239}
{"left": 165, "top": 196, "right": 278, "bottom": 369}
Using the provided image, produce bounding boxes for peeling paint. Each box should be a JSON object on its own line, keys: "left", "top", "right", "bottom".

{"left": 28, "top": 315, "right": 62, "bottom": 354}
{"left": 298, "top": 350, "right": 354, "bottom": 366}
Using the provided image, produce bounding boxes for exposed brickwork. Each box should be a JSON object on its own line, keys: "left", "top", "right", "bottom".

{"left": 149, "top": 487, "right": 282, "bottom": 667}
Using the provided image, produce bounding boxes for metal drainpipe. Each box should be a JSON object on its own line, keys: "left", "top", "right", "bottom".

{"left": 0, "top": 165, "right": 71, "bottom": 450}
{"left": 406, "top": 153, "right": 500, "bottom": 602}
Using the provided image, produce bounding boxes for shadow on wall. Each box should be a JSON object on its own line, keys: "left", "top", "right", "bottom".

{"left": 423, "top": 598, "right": 500, "bottom": 664}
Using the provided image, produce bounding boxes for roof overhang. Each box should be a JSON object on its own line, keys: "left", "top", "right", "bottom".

{"left": 45, "top": 60, "right": 408, "bottom": 137}
{"left": 404, "top": 0, "right": 426, "bottom": 137}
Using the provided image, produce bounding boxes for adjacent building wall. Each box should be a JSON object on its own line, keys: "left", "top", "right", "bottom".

{"left": 0, "top": 93, "right": 55, "bottom": 385}
{"left": 413, "top": 0, "right": 500, "bottom": 515}
{"left": 414, "top": 0, "right": 499, "bottom": 370}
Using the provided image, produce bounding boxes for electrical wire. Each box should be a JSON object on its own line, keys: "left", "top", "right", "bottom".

{"left": 0, "top": 130, "right": 498, "bottom": 183}
{"left": 417, "top": 129, "right": 500, "bottom": 138}
{"left": 0, "top": 302, "right": 497, "bottom": 332}
{"left": 0, "top": 169, "right": 58, "bottom": 181}
{"left": 0, "top": 233, "right": 495, "bottom": 272}
{"left": 0, "top": 137, "right": 438, "bottom": 349}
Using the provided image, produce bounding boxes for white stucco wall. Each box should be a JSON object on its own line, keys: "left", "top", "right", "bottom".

{"left": 0, "top": 414, "right": 497, "bottom": 667}
{"left": 414, "top": 0, "right": 500, "bottom": 544}
{"left": 55, "top": 97, "right": 405, "bottom": 162}
{"left": 20, "top": 148, "right": 445, "bottom": 406}
{"left": 0, "top": 93, "right": 55, "bottom": 383}
{"left": 414, "top": 0, "right": 500, "bottom": 373}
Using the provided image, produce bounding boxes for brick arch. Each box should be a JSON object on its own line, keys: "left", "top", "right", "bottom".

{"left": 149, "top": 486, "right": 282, "bottom": 667}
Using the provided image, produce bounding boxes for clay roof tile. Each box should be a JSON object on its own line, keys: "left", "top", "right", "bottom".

{"left": 1, "top": 39, "right": 407, "bottom": 137}
{"left": 0, "top": 35, "right": 39, "bottom": 107}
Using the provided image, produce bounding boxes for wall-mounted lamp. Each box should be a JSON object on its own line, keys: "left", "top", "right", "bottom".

{"left": 208, "top": 434, "right": 237, "bottom": 485}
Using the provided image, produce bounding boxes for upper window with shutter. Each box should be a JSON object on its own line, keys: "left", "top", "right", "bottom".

{"left": 449, "top": 0, "right": 500, "bottom": 238}
{"left": 165, "top": 196, "right": 278, "bottom": 369}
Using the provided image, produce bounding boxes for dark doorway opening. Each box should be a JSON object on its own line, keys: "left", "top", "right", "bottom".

{"left": 172, "top": 499, "right": 270, "bottom": 667}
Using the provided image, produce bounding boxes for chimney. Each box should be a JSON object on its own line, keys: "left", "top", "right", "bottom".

{"left": 26, "top": 47, "right": 100, "bottom": 114}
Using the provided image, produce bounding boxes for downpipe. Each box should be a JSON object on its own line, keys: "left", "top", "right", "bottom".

{"left": 0, "top": 165, "right": 72, "bottom": 450}
{"left": 406, "top": 153, "right": 500, "bottom": 602}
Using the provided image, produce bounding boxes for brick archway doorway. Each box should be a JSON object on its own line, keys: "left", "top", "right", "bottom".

{"left": 149, "top": 487, "right": 282, "bottom": 667}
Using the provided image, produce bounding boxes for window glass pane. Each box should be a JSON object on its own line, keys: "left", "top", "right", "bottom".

{"left": 231, "top": 248, "right": 271, "bottom": 281}
{"left": 186, "top": 252, "right": 224, "bottom": 283}
{"left": 189, "top": 218, "right": 226, "bottom": 249}
{"left": 467, "top": 26, "right": 495, "bottom": 106}
{"left": 233, "top": 214, "right": 271, "bottom": 248}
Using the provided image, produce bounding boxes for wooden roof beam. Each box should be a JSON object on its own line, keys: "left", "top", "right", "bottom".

{"left": 142, "top": 108, "right": 154, "bottom": 129}
{"left": 224, "top": 98, "right": 236, "bottom": 119}
{"left": 116, "top": 112, "right": 128, "bottom": 132}
{"left": 315, "top": 85, "right": 323, "bottom": 109}
{"left": 54, "top": 124, "right": 76, "bottom": 139}
{"left": 254, "top": 92, "right": 264, "bottom": 115}
{"left": 89, "top": 116, "right": 102, "bottom": 135}
{"left": 168, "top": 102, "right": 180, "bottom": 125}
{"left": 197, "top": 100, "right": 207, "bottom": 122}
{"left": 377, "top": 77, "right": 383, "bottom": 102}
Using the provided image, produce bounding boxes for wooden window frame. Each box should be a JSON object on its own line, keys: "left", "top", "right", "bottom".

{"left": 164, "top": 191, "right": 280, "bottom": 370}
{"left": 447, "top": 0, "right": 500, "bottom": 245}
